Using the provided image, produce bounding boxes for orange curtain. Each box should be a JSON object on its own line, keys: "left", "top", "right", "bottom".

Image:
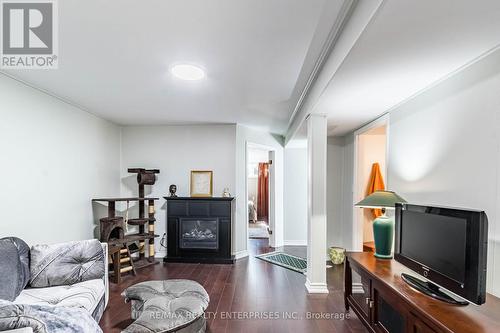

{"left": 257, "top": 162, "right": 269, "bottom": 221}
{"left": 366, "top": 162, "right": 385, "bottom": 218}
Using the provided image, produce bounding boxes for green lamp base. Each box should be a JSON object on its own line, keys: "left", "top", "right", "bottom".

{"left": 374, "top": 253, "right": 393, "bottom": 259}
{"left": 372, "top": 215, "right": 394, "bottom": 259}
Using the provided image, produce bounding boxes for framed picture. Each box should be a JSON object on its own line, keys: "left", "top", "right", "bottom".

{"left": 190, "top": 170, "right": 213, "bottom": 197}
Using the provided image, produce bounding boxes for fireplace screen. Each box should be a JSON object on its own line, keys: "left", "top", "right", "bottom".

{"left": 180, "top": 218, "right": 218, "bottom": 249}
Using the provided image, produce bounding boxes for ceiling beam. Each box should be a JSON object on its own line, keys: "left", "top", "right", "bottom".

{"left": 285, "top": 0, "right": 384, "bottom": 144}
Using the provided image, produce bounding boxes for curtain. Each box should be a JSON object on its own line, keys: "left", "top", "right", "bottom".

{"left": 257, "top": 162, "right": 269, "bottom": 221}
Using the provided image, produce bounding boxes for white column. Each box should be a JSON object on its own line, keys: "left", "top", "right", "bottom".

{"left": 305, "top": 114, "right": 329, "bottom": 293}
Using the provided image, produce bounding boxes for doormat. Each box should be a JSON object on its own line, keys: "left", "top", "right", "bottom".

{"left": 256, "top": 251, "right": 307, "bottom": 274}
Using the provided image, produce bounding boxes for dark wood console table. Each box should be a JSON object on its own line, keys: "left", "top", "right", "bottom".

{"left": 344, "top": 252, "right": 500, "bottom": 333}
{"left": 164, "top": 197, "right": 235, "bottom": 264}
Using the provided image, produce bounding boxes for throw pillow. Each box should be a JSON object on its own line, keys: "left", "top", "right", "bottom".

{"left": 30, "top": 239, "right": 104, "bottom": 288}
{"left": 5, "top": 237, "right": 30, "bottom": 291}
{"left": 0, "top": 238, "right": 23, "bottom": 301}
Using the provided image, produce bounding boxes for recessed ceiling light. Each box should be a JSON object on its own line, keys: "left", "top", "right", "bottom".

{"left": 170, "top": 64, "right": 205, "bottom": 81}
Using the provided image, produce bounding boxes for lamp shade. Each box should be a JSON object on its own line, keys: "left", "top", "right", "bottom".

{"left": 355, "top": 190, "right": 407, "bottom": 209}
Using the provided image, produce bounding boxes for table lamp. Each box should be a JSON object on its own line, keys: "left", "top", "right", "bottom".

{"left": 355, "top": 190, "right": 407, "bottom": 259}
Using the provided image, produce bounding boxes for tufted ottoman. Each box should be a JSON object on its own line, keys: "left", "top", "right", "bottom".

{"left": 121, "top": 280, "right": 209, "bottom": 333}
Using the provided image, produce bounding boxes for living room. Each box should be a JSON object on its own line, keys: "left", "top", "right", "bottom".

{"left": 1, "top": 1, "right": 500, "bottom": 332}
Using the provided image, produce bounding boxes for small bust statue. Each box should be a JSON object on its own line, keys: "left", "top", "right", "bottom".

{"left": 169, "top": 184, "right": 177, "bottom": 197}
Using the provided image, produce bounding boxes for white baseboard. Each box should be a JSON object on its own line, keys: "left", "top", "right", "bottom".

{"left": 271, "top": 242, "right": 284, "bottom": 248}
{"left": 283, "top": 240, "right": 307, "bottom": 246}
{"left": 305, "top": 279, "right": 329, "bottom": 294}
{"left": 233, "top": 250, "right": 249, "bottom": 260}
{"left": 155, "top": 250, "right": 167, "bottom": 259}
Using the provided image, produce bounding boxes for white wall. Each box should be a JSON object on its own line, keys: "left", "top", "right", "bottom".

{"left": 0, "top": 78, "right": 286, "bottom": 262}
{"left": 119, "top": 125, "right": 237, "bottom": 256}
{"left": 388, "top": 49, "right": 500, "bottom": 297}
{"left": 235, "top": 125, "right": 284, "bottom": 254}
{"left": 248, "top": 148, "right": 269, "bottom": 164}
{"left": 0, "top": 73, "right": 121, "bottom": 245}
{"left": 284, "top": 147, "right": 307, "bottom": 245}
{"left": 334, "top": 48, "right": 500, "bottom": 297}
{"left": 122, "top": 125, "right": 283, "bottom": 258}
{"left": 327, "top": 137, "right": 345, "bottom": 249}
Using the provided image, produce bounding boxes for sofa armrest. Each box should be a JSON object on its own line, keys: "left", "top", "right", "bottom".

{"left": 101, "top": 242, "right": 109, "bottom": 307}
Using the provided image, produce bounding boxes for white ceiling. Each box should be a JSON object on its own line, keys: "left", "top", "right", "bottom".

{"left": 2, "top": 0, "right": 341, "bottom": 135}
{"left": 4, "top": 0, "right": 500, "bottom": 138}
{"left": 315, "top": 0, "right": 500, "bottom": 136}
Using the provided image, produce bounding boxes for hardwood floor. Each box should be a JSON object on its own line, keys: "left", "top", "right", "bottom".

{"left": 99, "top": 239, "right": 366, "bottom": 333}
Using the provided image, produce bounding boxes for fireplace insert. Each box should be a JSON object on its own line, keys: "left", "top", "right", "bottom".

{"left": 179, "top": 218, "right": 219, "bottom": 250}
{"left": 165, "top": 197, "right": 234, "bottom": 263}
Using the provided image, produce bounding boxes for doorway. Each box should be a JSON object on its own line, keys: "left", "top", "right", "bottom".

{"left": 247, "top": 146, "right": 271, "bottom": 240}
{"left": 353, "top": 115, "right": 389, "bottom": 252}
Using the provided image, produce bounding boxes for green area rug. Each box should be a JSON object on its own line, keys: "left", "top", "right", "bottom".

{"left": 256, "top": 251, "right": 307, "bottom": 274}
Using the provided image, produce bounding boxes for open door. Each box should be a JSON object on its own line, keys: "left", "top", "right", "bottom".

{"left": 353, "top": 115, "right": 389, "bottom": 252}
{"left": 246, "top": 144, "right": 275, "bottom": 246}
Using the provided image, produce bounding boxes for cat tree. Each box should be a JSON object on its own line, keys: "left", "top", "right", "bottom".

{"left": 93, "top": 168, "right": 160, "bottom": 284}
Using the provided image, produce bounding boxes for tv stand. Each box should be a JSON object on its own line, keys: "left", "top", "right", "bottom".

{"left": 345, "top": 252, "right": 500, "bottom": 333}
{"left": 401, "top": 273, "right": 469, "bottom": 306}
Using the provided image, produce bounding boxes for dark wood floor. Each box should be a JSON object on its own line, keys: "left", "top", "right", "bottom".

{"left": 99, "top": 239, "right": 366, "bottom": 333}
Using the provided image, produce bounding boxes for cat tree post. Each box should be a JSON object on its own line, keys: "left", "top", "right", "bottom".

{"left": 148, "top": 199, "right": 156, "bottom": 261}
{"left": 128, "top": 168, "right": 160, "bottom": 260}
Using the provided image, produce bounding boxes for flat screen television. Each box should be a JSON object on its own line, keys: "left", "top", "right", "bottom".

{"left": 394, "top": 203, "right": 488, "bottom": 305}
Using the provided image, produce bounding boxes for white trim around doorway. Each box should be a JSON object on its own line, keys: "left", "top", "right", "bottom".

{"left": 352, "top": 114, "right": 390, "bottom": 252}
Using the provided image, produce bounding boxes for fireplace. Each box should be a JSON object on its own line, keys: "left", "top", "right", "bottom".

{"left": 165, "top": 197, "right": 234, "bottom": 264}
{"left": 180, "top": 218, "right": 218, "bottom": 250}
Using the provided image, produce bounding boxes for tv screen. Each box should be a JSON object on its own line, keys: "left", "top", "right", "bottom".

{"left": 395, "top": 204, "right": 488, "bottom": 305}
{"left": 400, "top": 211, "right": 467, "bottom": 284}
